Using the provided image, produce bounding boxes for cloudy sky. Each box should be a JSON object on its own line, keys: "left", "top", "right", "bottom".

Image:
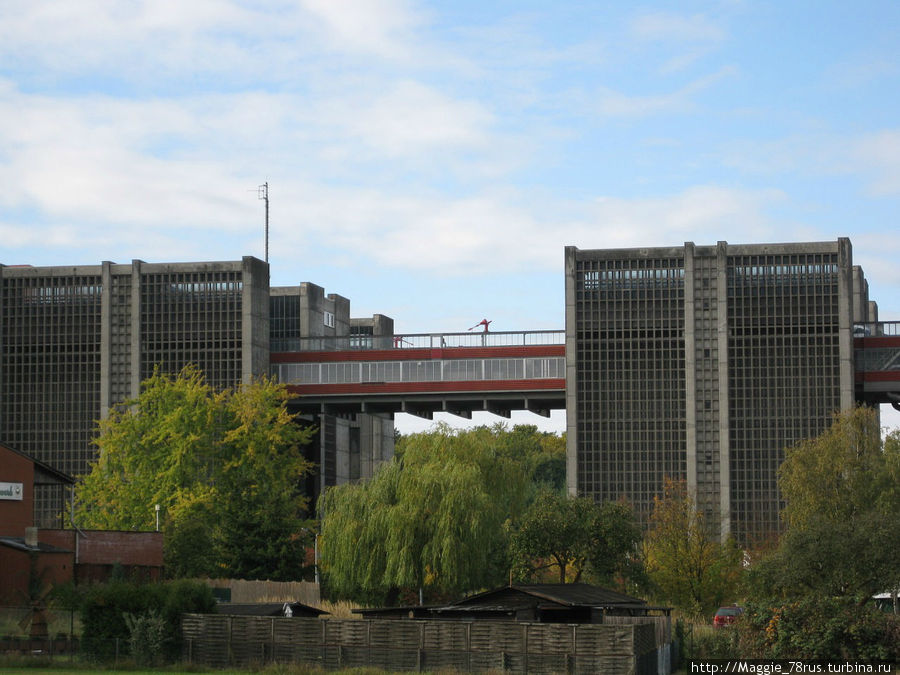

{"left": 2, "top": 1, "right": 899, "bottom": 432}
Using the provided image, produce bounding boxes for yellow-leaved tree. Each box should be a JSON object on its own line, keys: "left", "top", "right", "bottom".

{"left": 77, "top": 365, "right": 315, "bottom": 580}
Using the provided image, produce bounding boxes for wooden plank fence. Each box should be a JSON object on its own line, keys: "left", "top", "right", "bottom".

{"left": 182, "top": 614, "right": 661, "bottom": 674}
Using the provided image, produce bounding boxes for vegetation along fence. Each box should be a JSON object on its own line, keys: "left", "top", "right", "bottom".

{"left": 182, "top": 614, "right": 660, "bottom": 674}
{"left": 199, "top": 579, "right": 320, "bottom": 604}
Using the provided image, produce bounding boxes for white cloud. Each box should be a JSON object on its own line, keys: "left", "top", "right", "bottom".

{"left": 629, "top": 10, "right": 727, "bottom": 73}
{"left": 573, "top": 185, "right": 784, "bottom": 248}
{"left": 0, "top": 87, "right": 255, "bottom": 231}
{"left": 631, "top": 11, "right": 726, "bottom": 44}
{"left": 328, "top": 80, "right": 495, "bottom": 158}
{"left": 0, "top": 66, "right": 788, "bottom": 276}
{"left": 263, "top": 182, "right": 786, "bottom": 279}
{"left": 593, "top": 66, "right": 736, "bottom": 117}
{"left": 0, "top": 1, "right": 266, "bottom": 76}
{"left": 852, "top": 130, "right": 900, "bottom": 196}
{"left": 299, "top": 0, "right": 426, "bottom": 60}
{"left": 0, "top": 0, "right": 428, "bottom": 88}
{"left": 0, "top": 74, "right": 506, "bottom": 246}
{"left": 824, "top": 55, "right": 899, "bottom": 90}
{"left": 720, "top": 129, "right": 900, "bottom": 197}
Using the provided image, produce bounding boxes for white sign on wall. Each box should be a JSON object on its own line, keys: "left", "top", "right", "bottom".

{"left": 0, "top": 482, "right": 24, "bottom": 501}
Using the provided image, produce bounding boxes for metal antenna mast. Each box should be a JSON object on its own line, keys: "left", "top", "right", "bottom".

{"left": 258, "top": 182, "right": 269, "bottom": 263}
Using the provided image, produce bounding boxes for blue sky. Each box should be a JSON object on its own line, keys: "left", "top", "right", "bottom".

{"left": 2, "top": 1, "right": 899, "bottom": 432}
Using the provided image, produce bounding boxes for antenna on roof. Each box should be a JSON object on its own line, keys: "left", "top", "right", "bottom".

{"left": 257, "top": 182, "right": 269, "bottom": 263}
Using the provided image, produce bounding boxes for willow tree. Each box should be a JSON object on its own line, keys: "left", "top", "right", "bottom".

{"left": 319, "top": 423, "right": 532, "bottom": 603}
{"left": 77, "top": 365, "right": 314, "bottom": 580}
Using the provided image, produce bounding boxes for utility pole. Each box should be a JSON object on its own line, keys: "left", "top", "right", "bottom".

{"left": 258, "top": 182, "right": 269, "bottom": 263}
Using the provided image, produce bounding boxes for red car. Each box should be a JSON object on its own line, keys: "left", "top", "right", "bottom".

{"left": 713, "top": 605, "right": 743, "bottom": 627}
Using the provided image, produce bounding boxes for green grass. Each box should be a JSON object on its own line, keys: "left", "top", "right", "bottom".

{"left": 0, "top": 659, "right": 439, "bottom": 675}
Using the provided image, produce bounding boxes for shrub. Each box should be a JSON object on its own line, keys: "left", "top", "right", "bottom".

{"left": 691, "top": 625, "right": 741, "bottom": 659}
{"left": 79, "top": 579, "right": 215, "bottom": 662}
{"left": 736, "top": 597, "right": 900, "bottom": 661}
{"left": 123, "top": 608, "right": 167, "bottom": 666}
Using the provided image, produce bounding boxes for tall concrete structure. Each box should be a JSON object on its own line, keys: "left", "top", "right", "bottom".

{"left": 565, "top": 239, "right": 877, "bottom": 544}
{"left": 1, "top": 259, "right": 392, "bottom": 525}
{"left": 271, "top": 283, "right": 394, "bottom": 505}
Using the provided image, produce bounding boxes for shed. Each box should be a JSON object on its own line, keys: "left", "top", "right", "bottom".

{"left": 433, "top": 583, "right": 656, "bottom": 623}
{"left": 355, "top": 583, "right": 669, "bottom": 624}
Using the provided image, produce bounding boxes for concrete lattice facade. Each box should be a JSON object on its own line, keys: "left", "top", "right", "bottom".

{"left": 1, "top": 259, "right": 392, "bottom": 526}
{"left": 565, "top": 239, "right": 877, "bottom": 544}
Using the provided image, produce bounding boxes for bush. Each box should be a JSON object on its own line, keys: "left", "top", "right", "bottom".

{"left": 736, "top": 597, "right": 900, "bottom": 661}
{"left": 123, "top": 608, "right": 167, "bottom": 666}
{"left": 79, "top": 579, "right": 215, "bottom": 662}
{"left": 691, "top": 625, "right": 741, "bottom": 660}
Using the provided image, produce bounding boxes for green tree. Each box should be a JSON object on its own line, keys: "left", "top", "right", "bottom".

{"left": 644, "top": 477, "right": 742, "bottom": 617}
{"left": 509, "top": 491, "right": 642, "bottom": 587}
{"left": 588, "top": 499, "right": 647, "bottom": 590}
{"left": 320, "top": 423, "right": 531, "bottom": 603}
{"left": 77, "top": 365, "right": 315, "bottom": 580}
{"left": 510, "top": 491, "right": 596, "bottom": 583}
{"left": 749, "top": 406, "right": 900, "bottom": 604}
{"left": 778, "top": 406, "right": 900, "bottom": 529}
{"left": 494, "top": 425, "right": 567, "bottom": 494}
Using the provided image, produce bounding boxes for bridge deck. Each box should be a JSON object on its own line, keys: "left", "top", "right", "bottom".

{"left": 854, "top": 323, "right": 900, "bottom": 406}
{"left": 272, "top": 331, "right": 566, "bottom": 418}
{"left": 270, "top": 325, "right": 900, "bottom": 416}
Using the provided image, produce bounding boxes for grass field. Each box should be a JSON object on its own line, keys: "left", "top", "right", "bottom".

{"left": 0, "top": 661, "right": 416, "bottom": 675}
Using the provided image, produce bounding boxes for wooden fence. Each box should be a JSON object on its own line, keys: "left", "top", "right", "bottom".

{"left": 182, "top": 614, "right": 660, "bottom": 674}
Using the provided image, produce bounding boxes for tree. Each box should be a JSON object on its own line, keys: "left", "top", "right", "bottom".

{"left": 748, "top": 510, "right": 900, "bottom": 602}
{"left": 588, "top": 499, "right": 647, "bottom": 590}
{"left": 778, "top": 405, "right": 900, "bottom": 529}
{"left": 644, "top": 477, "right": 742, "bottom": 617}
{"left": 749, "top": 406, "right": 900, "bottom": 604}
{"left": 509, "top": 491, "right": 643, "bottom": 587}
{"left": 493, "top": 425, "right": 567, "bottom": 494}
{"left": 77, "top": 365, "right": 315, "bottom": 580}
{"left": 510, "top": 491, "right": 596, "bottom": 583}
{"left": 319, "top": 423, "right": 532, "bottom": 603}
{"left": 732, "top": 407, "right": 900, "bottom": 661}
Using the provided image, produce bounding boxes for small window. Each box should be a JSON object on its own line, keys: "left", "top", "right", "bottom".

{"left": 324, "top": 311, "right": 335, "bottom": 328}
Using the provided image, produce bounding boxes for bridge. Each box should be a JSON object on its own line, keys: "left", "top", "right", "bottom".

{"left": 854, "top": 321, "right": 900, "bottom": 409}
{"left": 270, "top": 323, "right": 900, "bottom": 418}
{"left": 271, "top": 330, "right": 566, "bottom": 418}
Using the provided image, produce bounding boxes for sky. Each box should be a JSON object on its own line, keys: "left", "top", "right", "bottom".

{"left": 2, "top": 1, "right": 899, "bottom": 433}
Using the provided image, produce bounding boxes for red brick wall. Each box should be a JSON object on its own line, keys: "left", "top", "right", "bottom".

{"left": 0, "top": 546, "right": 74, "bottom": 606}
{"left": 0, "top": 446, "right": 35, "bottom": 537}
{"left": 0, "top": 545, "right": 32, "bottom": 604}
{"left": 39, "top": 530, "right": 163, "bottom": 567}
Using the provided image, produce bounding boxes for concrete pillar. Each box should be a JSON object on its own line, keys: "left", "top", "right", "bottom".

{"left": 130, "top": 260, "right": 144, "bottom": 399}
{"left": 683, "top": 242, "right": 697, "bottom": 496}
{"left": 837, "top": 238, "right": 855, "bottom": 411}
{"left": 716, "top": 241, "right": 731, "bottom": 540}
{"left": 100, "top": 261, "right": 113, "bottom": 418}
{"left": 241, "top": 256, "right": 270, "bottom": 383}
{"left": 564, "top": 246, "right": 579, "bottom": 497}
